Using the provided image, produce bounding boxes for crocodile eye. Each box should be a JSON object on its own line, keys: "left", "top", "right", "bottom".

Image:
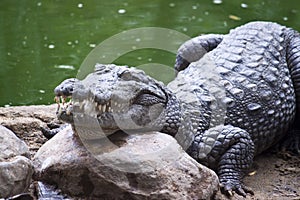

{"left": 118, "top": 70, "right": 131, "bottom": 79}
{"left": 133, "top": 90, "right": 166, "bottom": 106}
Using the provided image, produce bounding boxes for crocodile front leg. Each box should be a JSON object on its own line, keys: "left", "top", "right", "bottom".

{"left": 41, "top": 124, "right": 69, "bottom": 139}
{"left": 187, "top": 125, "right": 255, "bottom": 197}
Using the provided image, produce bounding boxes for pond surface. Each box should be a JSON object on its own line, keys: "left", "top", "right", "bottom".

{"left": 0, "top": 0, "right": 299, "bottom": 106}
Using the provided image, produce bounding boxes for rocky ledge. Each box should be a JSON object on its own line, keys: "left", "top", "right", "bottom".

{"left": 2, "top": 105, "right": 298, "bottom": 200}
{"left": 0, "top": 105, "right": 219, "bottom": 199}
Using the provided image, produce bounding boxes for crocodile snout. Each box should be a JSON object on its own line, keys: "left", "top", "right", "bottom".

{"left": 54, "top": 78, "right": 78, "bottom": 97}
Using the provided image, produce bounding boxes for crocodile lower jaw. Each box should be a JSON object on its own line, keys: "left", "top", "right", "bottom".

{"left": 55, "top": 95, "right": 111, "bottom": 113}
{"left": 54, "top": 95, "right": 126, "bottom": 131}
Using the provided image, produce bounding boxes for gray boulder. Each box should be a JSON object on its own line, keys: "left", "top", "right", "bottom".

{"left": 0, "top": 125, "right": 33, "bottom": 198}
{"left": 0, "top": 125, "right": 30, "bottom": 159}
{"left": 33, "top": 125, "right": 219, "bottom": 199}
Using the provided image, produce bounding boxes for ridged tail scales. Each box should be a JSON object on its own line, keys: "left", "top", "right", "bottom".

{"left": 285, "top": 29, "right": 300, "bottom": 154}
{"left": 287, "top": 30, "right": 300, "bottom": 112}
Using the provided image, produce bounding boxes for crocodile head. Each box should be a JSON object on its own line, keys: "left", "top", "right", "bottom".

{"left": 54, "top": 64, "right": 180, "bottom": 136}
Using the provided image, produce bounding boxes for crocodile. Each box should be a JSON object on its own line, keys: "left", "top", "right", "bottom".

{"left": 52, "top": 21, "right": 300, "bottom": 197}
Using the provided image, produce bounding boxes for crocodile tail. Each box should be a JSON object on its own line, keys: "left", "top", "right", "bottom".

{"left": 287, "top": 30, "right": 300, "bottom": 113}
{"left": 175, "top": 34, "right": 224, "bottom": 73}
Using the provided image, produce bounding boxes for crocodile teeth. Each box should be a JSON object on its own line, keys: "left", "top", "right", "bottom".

{"left": 54, "top": 96, "right": 60, "bottom": 104}
{"left": 62, "top": 97, "right": 66, "bottom": 104}
{"left": 98, "top": 104, "right": 106, "bottom": 113}
{"left": 97, "top": 102, "right": 112, "bottom": 114}
{"left": 57, "top": 96, "right": 122, "bottom": 115}
{"left": 55, "top": 95, "right": 73, "bottom": 115}
{"left": 79, "top": 101, "right": 84, "bottom": 109}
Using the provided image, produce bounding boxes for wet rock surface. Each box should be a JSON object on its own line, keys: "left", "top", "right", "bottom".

{"left": 0, "top": 104, "right": 299, "bottom": 199}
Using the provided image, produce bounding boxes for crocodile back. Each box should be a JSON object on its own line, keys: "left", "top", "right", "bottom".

{"left": 170, "top": 22, "right": 296, "bottom": 154}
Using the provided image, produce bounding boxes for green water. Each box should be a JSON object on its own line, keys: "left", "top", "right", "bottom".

{"left": 0, "top": 0, "right": 299, "bottom": 106}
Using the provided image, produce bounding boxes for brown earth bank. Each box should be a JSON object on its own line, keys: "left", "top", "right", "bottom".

{"left": 0, "top": 105, "right": 299, "bottom": 200}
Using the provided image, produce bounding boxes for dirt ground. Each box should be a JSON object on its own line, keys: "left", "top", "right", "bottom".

{"left": 216, "top": 150, "right": 300, "bottom": 200}
{"left": 247, "top": 152, "right": 299, "bottom": 200}
{"left": 1, "top": 105, "right": 299, "bottom": 199}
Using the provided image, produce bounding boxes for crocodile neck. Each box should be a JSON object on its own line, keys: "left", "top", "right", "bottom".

{"left": 161, "top": 87, "right": 211, "bottom": 150}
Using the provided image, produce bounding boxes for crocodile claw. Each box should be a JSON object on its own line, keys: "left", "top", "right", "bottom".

{"left": 220, "top": 181, "right": 254, "bottom": 197}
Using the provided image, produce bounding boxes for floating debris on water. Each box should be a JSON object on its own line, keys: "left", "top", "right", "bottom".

{"left": 241, "top": 3, "right": 248, "bottom": 8}
{"left": 229, "top": 15, "right": 241, "bottom": 21}
{"left": 54, "top": 65, "right": 75, "bottom": 70}
{"left": 118, "top": 9, "right": 126, "bottom": 14}
{"left": 169, "top": 3, "right": 175, "bottom": 7}
{"left": 22, "top": 41, "right": 27, "bottom": 47}
{"left": 48, "top": 44, "right": 55, "bottom": 49}
{"left": 213, "top": 0, "right": 222, "bottom": 4}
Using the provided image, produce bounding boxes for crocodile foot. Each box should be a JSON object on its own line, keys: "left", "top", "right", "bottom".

{"left": 41, "top": 124, "right": 69, "bottom": 139}
{"left": 220, "top": 180, "right": 254, "bottom": 197}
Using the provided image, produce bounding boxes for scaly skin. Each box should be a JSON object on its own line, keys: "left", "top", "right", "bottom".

{"left": 52, "top": 21, "right": 300, "bottom": 197}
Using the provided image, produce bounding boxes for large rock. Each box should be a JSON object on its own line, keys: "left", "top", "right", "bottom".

{"left": 0, "top": 125, "right": 30, "bottom": 159}
{"left": 33, "top": 125, "right": 219, "bottom": 199}
{"left": 0, "top": 125, "right": 33, "bottom": 198}
{"left": 0, "top": 104, "right": 59, "bottom": 157}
